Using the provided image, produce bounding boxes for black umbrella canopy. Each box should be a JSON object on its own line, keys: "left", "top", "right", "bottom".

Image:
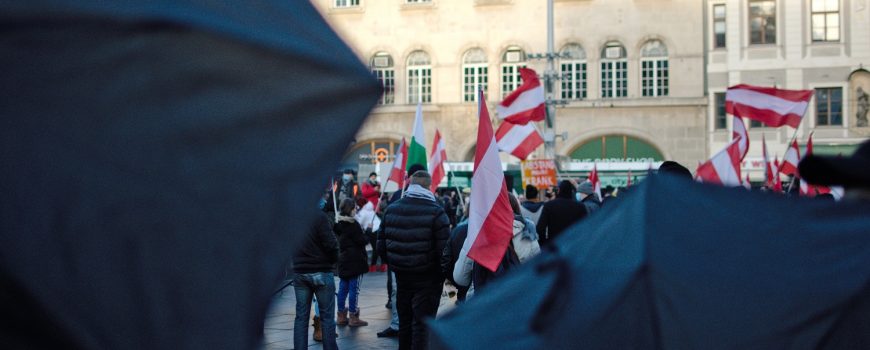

{"left": 431, "top": 176, "right": 870, "bottom": 350}
{"left": 0, "top": 1, "right": 379, "bottom": 349}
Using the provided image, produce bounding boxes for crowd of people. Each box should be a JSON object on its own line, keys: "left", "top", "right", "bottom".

{"left": 288, "top": 139, "right": 870, "bottom": 350}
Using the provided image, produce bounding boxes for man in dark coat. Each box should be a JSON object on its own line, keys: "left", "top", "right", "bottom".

{"left": 536, "top": 180, "right": 588, "bottom": 247}
{"left": 292, "top": 211, "right": 339, "bottom": 350}
{"left": 378, "top": 170, "right": 450, "bottom": 350}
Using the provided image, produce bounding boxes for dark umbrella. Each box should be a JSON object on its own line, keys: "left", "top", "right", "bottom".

{"left": 431, "top": 175, "right": 870, "bottom": 350}
{"left": 0, "top": 1, "right": 379, "bottom": 349}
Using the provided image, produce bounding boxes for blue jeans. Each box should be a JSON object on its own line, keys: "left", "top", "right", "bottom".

{"left": 337, "top": 275, "right": 362, "bottom": 312}
{"left": 293, "top": 272, "right": 337, "bottom": 350}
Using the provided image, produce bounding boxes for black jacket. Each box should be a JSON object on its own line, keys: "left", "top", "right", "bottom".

{"left": 334, "top": 218, "right": 369, "bottom": 279}
{"left": 440, "top": 222, "right": 468, "bottom": 285}
{"left": 536, "top": 197, "right": 587, "bottom": 246}
{"left": 378, "top": 196, "right": 450, "bottom": 277}
{"left": 293, "top": 212, "right": 339, "bottom": 273}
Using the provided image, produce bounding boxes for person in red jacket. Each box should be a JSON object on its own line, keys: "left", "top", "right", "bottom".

{"left": 360, "top": 172, "right": 381, "bottom": 209}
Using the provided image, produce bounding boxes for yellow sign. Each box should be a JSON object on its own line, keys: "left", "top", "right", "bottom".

{"left": 374, "top": 148, "right": 390, "bottom": 163}
{"left": 521, "top": 159, "right": 558, "bottom": 190}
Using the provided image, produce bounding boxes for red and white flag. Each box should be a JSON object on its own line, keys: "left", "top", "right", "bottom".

{"left": 772, "top": 157, "right": 783, "bottom": 192}
{"left": 429, "top": 130, "right": 447, "bottom": 193}
{"left": 589, "top": 164, "right": 602, "bottom": 201}
{"left": 743, "top": 174, "right": 752, "bottom": 190}
{"left": 726, "top": 84, "right": 814, "bottom": 128}
{"left": 696, "top": 138, "right": 743, "bottom": 186}
{"left": 461, "top": 90, "right": 515, "bottom": 272}
{"left": 627, "top": 169, "right": 633, "bottom": 187}
{"left": 496, "top": 68, "right": 546, "bottom": 125}
{"left": 780, "top": 139, "right": 801, "bottom": 176}
{"left": 733, "top": 116, "right": 749, "bottom": 160}
{"left": 496, "top": 121, "right": 543, "bottom": 160}
{"left": 762, "top": 134, "right": 775, "bottom": 187}
{"left": 386, "top": 138, "right": 408, "bottom": 191}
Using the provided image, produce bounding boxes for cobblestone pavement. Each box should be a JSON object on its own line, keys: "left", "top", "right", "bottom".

{"left": 263, "top": 271, "right": 457, "bottom": 349}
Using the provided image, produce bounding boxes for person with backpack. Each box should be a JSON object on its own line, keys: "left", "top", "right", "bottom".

{"left": 519, "top": 185, "right": 544, "bottom": 227}
{"left": 452, "top": 193, "right": 540, "bottom": 294}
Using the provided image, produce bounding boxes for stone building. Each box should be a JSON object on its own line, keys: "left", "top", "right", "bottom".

{"left": 706, "top": 0, "right": 870, "bottom": 182}
{"left": 313, "top": 0, "right": 707, "bottom": 188}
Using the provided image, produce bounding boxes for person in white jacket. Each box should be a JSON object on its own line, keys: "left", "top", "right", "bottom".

{"left": 452, "top": 194, "right": 540, "bottom": 295}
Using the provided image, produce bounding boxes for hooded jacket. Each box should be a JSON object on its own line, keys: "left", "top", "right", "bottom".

{"left": 334, "top": 216, "right": 369, "bottom": 279}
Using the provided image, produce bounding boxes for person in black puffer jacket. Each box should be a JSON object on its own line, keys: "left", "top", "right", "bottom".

{"left": 292, "top": 211, "right": 339, "bottom": 350}
{"left": 377, "top": 170, "right": 450, "bottom": 350}
{"left": 334, "top": 198, "right": 370, "bottom": 328}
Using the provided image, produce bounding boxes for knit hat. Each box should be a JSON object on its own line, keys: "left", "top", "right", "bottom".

{"left": 578, "top": 181, "right": 594, "bottom": 195}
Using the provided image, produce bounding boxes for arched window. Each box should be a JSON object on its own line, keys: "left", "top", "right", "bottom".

{"left": 501, "top": 46, "right": 527, "bottom": 99}
{"left": 407, "top": 51, "right": 432, "bottom": 104}
{"left": 370, "top": 52, "right": 394, "bottom": 105}
{"left": 641, "top": 40, "right": 669, "bottom": 97}
{"left": 560, "top": 44, "right": 587, "bottom": 100}
{"left": 569, "top": 135, "right": 664, "bottom": 161}
{"left": 462, "top": 48, "right": 488, "bottom": 102}
{"left": 600, "top": 42, "right": 627, "bottom": 98}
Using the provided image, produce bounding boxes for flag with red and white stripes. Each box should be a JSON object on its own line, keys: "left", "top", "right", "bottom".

{"left": 696, "top": 138, "right": 743, "bottom": 186}
{"left": 496, "top": 68, "right": 546, "bottom": 125}
{"left": 461, "top": 89, "right": 515, "bottom": 272}
{"left": 726, "top": 84, "right": 814, "bottom": 128}
{"left": 762, "top": 134, "right": 775, "bottom": 187}
{"left": 386, "top": 138, "right": 408, "bottom": 191}
{"left": 733, "top": 115, "right": 749, "bottom": 160}
{"left": 589, "top": 164, "right": 602, "bottom": 201}
{"left": 496, "top": 121, "right": 543, "bottom": 160}
{"left": 780, "top": 139, "right": 801, "bottom": 176}
{"left": 429, "top": 130, "right": 447, "bottom": 193}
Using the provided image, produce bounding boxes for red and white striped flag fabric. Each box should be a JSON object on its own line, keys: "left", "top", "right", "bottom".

{"left": 496, "top": 68, "right": 546, "bottom": 125}
{"left": 461, "top": 90, "right": 515, "bottom": 272}
{"left": 627, "top": 169, "right": 633, "bottom": 187}
{"left": 733, "top": 116, "right": 749, "bottom": 160}
{"left": 772, "top": 157, "right": 783, "bottom": 192}
{"left": 726, "top": 84, "right": 813, "bottom": 128}
{"left": 762, "top": 134, "right": 775, "bottom": 187}
{"left": 780, "top": 139, "right": 801, "bottom": 176}
{"left": 386, "top": 138, "right": 408, "bottom": 191}
{"left": 495, "top": 121, "right": 543, "bottom": 160}
{"left": 589, "top": 164, "right": 602, "bottom": 201}
{"left": 429, "top": 130, "right": 447, "bottom": 193}
{"left": 743, "top": 174, "right": 752, "bottom": 190}
{"left": 696, "top": 138, "right": 743, "bottom": 186}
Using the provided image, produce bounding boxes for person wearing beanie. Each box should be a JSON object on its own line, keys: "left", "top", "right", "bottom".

{"left": 577, "top": 180, "right": 601, "bottom": 214}
{"left": 520, "top": 185, "right": 544, "bottom": 226}
{"left": 536, "top": 180, "right": 588, "bottom": 247}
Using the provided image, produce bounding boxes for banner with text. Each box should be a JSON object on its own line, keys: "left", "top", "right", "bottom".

{"left": 521, "top": 159, "right": 558, "bottom": 190}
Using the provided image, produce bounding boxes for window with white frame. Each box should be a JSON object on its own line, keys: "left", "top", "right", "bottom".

{"left": 816, "top": 87, "right": 843, "bottom": 126}
{"left": 407, "top": 51, "right": 431, "bottom": 104}
{"left": 811, "top": 0, "right": 840, "bottom": 42}
{"left": 641, "top": 40, "right": 668, "bottom": 97}
{"left": 600, "top": 42, "right": 627, "bottom": 98}
{"left": 334, "top": 0, "right": 359, "bottom": 7}
{"left": 462, "top": 48, "right": 488, "bottom": 102}
{"left": 749, "top": 0, "right": 776, "bottom": 45}
{"left": 560, "top": 44, "right": 587, "bottom": 100}
{"left": 713, "top": 4, "right": 726, "bottom": 48}
{"left": 370, "top": 52, "right": 394, "bottom": 105}
{"left": 501, "top": 46, "right": 526, "bottom": 99}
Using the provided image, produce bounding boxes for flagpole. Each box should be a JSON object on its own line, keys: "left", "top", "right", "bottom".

{"left": 783, "top": 125, "right": 806, "bottom": 194}
{"left": 331, "top": 177, "right": 339, "bottom": 223}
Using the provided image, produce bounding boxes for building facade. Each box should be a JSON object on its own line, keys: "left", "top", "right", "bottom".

{"left": 706, "top": 0, "right": 870, "bottom": 181}
{"left": 314, "top": 0, "right": 708, "bottom": 187}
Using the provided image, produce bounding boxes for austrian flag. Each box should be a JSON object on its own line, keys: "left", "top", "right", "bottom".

{"left": 496, "top": 121, "right": 543, "bottom": 160}
{"left": 726, "top": 84, "right": 814, "bottom": 128}
{"left": 496, "top": 68, "right": 546, "bottom": 125}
